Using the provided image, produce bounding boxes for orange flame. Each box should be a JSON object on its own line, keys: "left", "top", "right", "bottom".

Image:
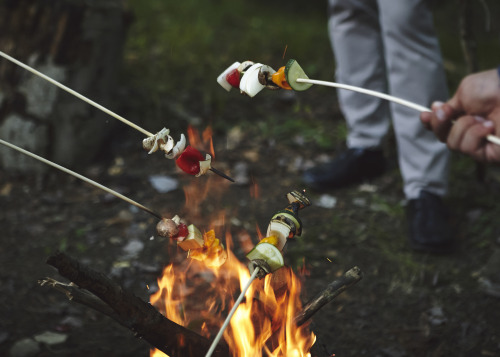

{"left": 150, "top": 238, "right": 315, "bottom": 356}
{"left": 250, "top": 178, "right": 260, "bottom": 199}
{"left": 150, "top": 128, "right": 315, "bottom": 356}
{"left": 187, "top": 125, "right": 214, "bottom": 157}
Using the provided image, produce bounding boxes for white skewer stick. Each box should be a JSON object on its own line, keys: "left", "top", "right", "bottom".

{"left": 0, "top": 51, "right": 236, "bottom": 182}
{"left": 205, "top": 267, "right": 260, "bottom": 357}
{"left": 0, "top": 139, "right": 162, "bottom": 220}
{"left": 296, "top": 78, "right": 500, "bottom": 147}
{"left": 0, "top": 50, "right": 154, "bottom": 137}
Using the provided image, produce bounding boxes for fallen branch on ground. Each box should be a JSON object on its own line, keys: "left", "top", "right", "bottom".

{"left": 295, "top": 266, "right": 363, "bottom": 327}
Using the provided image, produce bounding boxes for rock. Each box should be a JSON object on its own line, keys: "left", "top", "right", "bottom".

{"left": 353, "top": 197, "right": 367, "bottom": 207}
{"left": 148, "top": 175, "right": 179, "bottom": 193}
{"left": 226, "top": 126, "right": 244, "bottom": 150}
{"left": 19, "top": 57, "right": 66, "bottom": 118}
{"left": 232, "top": 162, "right": 250, "bottom": 185}
{"left": 427, "top": 306, "right": 447, "bottom": 326}
{"left": 9, "top": 338, "right": 40, "bottom": 357}
{"left": 33, "top": 331, "right": 68, "bottom": 345}
{"left": 122, "top": 239, "right": 145, "bottom": 258}
{"left": 358, "top": 183, "right": 377, "bottom": 193}
{"left": 315, "top": 194, "right": 337, "bottom": 209}
{"left": 0, "top": 114, "right": 49, "bottom": 173}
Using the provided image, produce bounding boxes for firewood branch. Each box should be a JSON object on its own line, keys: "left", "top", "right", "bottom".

{"left": 294, "top": 266, "right": 363, "bottom": 326}
{"left": 41, "top": 251, "right": 229, "bottom": 357}
{"left": 41, "top": 252, "right": 362, "bottom": 356}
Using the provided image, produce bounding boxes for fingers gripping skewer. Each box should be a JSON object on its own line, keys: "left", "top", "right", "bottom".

{"left": 295, "top": 78, "right": 500, "bottom": 147}
{"left": 0, "top": 139, "right": 162, "bottom": 220}
{"left": 0, "top": 50, "right": 234, "bottom": 182}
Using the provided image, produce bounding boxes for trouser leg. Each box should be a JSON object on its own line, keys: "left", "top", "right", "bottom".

{"left": 379, "top": 0, "right": 450, "bottom": 199}
{"left": 328, "top": 0, "right": 390, "bottom": 148}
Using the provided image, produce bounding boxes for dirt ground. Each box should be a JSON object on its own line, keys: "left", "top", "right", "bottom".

{"left": 2, "top": 87, "right": 500, "bottom": 357}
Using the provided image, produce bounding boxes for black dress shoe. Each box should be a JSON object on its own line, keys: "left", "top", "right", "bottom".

{"left": 302, "top": 148, "right": 386, "bottom": 191}
{"left": 406, "top": 190, "right": 453, "bottom": 254}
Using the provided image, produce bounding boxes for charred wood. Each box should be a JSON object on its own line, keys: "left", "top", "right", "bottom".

{"left": 41, "top": 252, "right": 361, "bottom": 356}
{"left": 294, "top": 266, "right": 363, "bottom": 327}
{"left": 42, "top": 251, "right": 229, "bottom": 357}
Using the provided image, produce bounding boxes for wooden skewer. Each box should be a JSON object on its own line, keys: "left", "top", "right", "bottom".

{"left": 0, "top": 50, "right": 153, "bottom": 137}
{"left": 296, "top": 77, "right": 500, "bottom": 147}
{"left": 0, "top": 50, "right": 235, "bottom": 182}
{"left": 205, "top": 267, "right": 260, "bottom": 357}
{"left": 0, "top": 139, "right": 163, "bottom": 220}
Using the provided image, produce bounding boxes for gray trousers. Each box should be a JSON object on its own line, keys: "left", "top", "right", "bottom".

{"left": 328, "top": 0, "right": 450, "bottom": 199}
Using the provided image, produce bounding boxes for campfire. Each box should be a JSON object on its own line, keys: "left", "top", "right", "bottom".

{"left": 25, "top": 123, "right": 362, "bottom": 356}
{"left": 149, "top": 237, "right": 315, "bottom": 356}
{"left": 30, "top": 141, "right": 363, "bottom": 356}
{"left": 0, "top": 50, "right": 363, "bottom": 356}
{"left": 149, "top": 127, "right": 316, "bottom": 356}
{"left": 150, "top": 187, "right": 316, "bottom": 356}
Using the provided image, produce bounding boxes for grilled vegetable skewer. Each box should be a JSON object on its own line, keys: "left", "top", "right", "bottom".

{"left": 217, "top": 58, "right": 500, "bottom": 147}
{"left": 206, "top": 190, "right": 311, "bottom": 357}
{"left": 246, "top": 190, "right": 311, "bottom": 278}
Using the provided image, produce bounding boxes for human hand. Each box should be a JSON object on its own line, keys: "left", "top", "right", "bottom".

{"left": 420, "top": 69, "right": 500, "bottom": 163}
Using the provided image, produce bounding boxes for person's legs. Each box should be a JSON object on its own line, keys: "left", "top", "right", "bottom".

{"left": 303, "top": 0, "right": 388, "bottom": 191}
{"left": 379, "top": 0, "right": 452, "bottom": 252}
{"left": 379, "top": 0, "right": 450, "bottom": 199}
{"left": 328, "top": 0, "right": 390, "bottom": 148}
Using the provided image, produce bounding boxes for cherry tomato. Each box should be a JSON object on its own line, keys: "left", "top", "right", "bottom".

{"left": 175, "top": 146, "right": 204, "bottom": 175}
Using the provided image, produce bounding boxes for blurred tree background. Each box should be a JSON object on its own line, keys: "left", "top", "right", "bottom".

{"left": 120, "top": 0, "right": 500, "bottom": 146}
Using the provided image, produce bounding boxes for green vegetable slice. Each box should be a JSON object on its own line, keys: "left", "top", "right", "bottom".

{"left": 284, "top": 59, "right": 313, "bottom": 91}
{"left": 246, "top": 242, "right": 284, "bottom": 272}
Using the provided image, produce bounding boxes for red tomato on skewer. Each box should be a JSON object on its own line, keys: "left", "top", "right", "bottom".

{"left": 175, "top": 145, "right": 205, "bottom": 175}
{"left": 226, "top": 68, "right": 241, "bottom": 88}
{"left": 171, "top": 223, "right": 189, "bottom": 241}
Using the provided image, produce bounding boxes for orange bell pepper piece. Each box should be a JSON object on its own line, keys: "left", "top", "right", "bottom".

{"left": 271, "top": 66, "right": 292, "bottom": 90}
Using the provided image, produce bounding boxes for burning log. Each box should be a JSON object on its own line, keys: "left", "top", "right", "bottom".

{"left": 40, "top": 251, "right": 362, "bottom": 356}
{"left": 40, "top": 251, "right": 229, "bottom": 357}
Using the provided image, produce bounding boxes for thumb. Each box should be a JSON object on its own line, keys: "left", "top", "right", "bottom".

{"left": 446, "top": 93, "right": 463, "bottom": 114}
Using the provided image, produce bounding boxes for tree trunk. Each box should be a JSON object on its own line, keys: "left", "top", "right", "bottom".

{"left": 0, "top": 0, "right": 130, "bottom": 173}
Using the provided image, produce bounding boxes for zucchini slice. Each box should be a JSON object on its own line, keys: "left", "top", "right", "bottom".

{"left": 246, "top": 242, "right": 284, "bottom": 272}
{"left": 284, "top": 59, "right": 313, "bottom": 91}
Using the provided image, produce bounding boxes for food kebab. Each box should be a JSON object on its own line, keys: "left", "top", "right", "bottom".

{"left": 156, "top": 190, "right": 311, "bottom": 276}
{"left": 142, "top": 128, "right": 217, "bottom": 179}
{"left": 217, "top": 59, "right": 312, "bottom": 98}
{"left": 156, "top": 215, "right": 227, "bottom": 268}
{"left": 246, "top": 189, "right": 311, "bottom": 278}
{"left": 217, "top": 57, "right": 500, "bottom": 147}
{"left": 1, "top": 136, "right": 228, "bottom": 268}
{"left": 203, "top": 190, "right": 311, "bottom": 357}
